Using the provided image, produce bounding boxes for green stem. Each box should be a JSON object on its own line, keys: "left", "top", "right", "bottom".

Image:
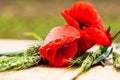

{"left": 0, "top": 52, "right": 24, "bottom": 57}
{"left": 72, "top": 54, "right": 94, "bottom": 80}
{"left": 112, "top": 30, "right": 120, "bottom": 42}
{"left": 0, "top": 44, "right": 42, "bottom": 72}
{"left": 113, "top": 52, "right": 120, "bottom": 71}
{"left": 0, "top": 53, "right": 42, "bottom": 72}
{"left": 24, "top": 32, "right": 44, "bottom": 43}
{"left": 68, "top": 53, "right": 88, "bottom": 68}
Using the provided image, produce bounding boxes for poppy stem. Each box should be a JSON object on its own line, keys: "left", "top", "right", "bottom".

{"left": 112, "top": 30, "right": 120, "bottom": 42}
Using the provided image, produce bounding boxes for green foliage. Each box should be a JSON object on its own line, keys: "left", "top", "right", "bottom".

{"left": 0, "top": 16, "right": 65, "bottom": 39}
{"left": 0, "top": 44, "right": 42, "bottom": 72}
{"left": 71, "top": 49, "right": 103, "bottom": 80}
{"left": 113, "top": 52, "right": 120, "bottom": 71}
{"left": 0, "top": 53, "right": 41, "bottom": 72}
{"left": 0, "top": 16, "right": 120, "bottom": 40}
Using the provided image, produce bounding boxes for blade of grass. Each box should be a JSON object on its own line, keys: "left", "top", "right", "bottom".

{"left": 24, "top": 32, "right": 44, "bottom": 44}
{"left": 112, "top": 30, "right": 120, "bottom": 42}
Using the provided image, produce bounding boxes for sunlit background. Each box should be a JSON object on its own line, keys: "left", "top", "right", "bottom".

{"left": 0, "top": 0, "right": 120, "bottom": 41}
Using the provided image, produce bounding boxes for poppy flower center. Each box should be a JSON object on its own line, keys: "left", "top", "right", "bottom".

{"left": 79, "top": 23, "right": 87, "bottom": 30}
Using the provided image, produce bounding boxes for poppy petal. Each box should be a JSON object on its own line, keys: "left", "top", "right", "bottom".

{"left": 53, "top": 42, "right": 78, "bottom": 66}
{"left": 39, "top": 25, "right": 80, "bottom": 66}
{"left": 77, "top": 37, "right": 94, "bottom": 54}
{"left": 61, "top": 1, "right": 104, "bottom": 30}
{"left": 61, "top": 9, "right": 80, "bottom": 31}
{"left": 84, "top": 27, "right": 111, "bottom": 46}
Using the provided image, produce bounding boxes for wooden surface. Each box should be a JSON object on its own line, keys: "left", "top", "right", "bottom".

{"left": 0, "top": 39, "right": 120, "bottom": 80}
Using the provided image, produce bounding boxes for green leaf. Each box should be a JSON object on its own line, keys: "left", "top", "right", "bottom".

{"left": 24, "top": 32, "right": 44, "bottom": 43}
{"left": 107, "top": 26, "right": 111, "bottom": 33}
{"left": 93, "top": 47, "right": 113, "bottom": 65}
{"left": 72, "top": 54, "right": 94, "bottom": 80}
{"left": 112, "top": 30, "right": 120, "bottom": 42}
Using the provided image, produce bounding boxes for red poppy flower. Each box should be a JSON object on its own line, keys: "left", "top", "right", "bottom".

{"left": 39, "top": 25, "right": 80, "bottom": 66}
{"left": 61, "top": 1, "right": 112, "bottom": 53}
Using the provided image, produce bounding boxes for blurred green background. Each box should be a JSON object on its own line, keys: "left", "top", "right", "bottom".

{"left": 0, "top": 0, "right": 120, "bottom": 41}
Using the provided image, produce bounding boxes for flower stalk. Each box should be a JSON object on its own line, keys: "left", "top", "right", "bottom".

{"left": 0, "top": 44, "right": 42, "bottom": 72}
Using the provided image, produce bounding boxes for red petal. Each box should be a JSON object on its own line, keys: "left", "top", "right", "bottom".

{"left": 39, "top": 25, "right": 80, "bottom": 66}
{"left": 84, "top": 27, "right": 111, "bottom": 46}
{"left": 53, "top": 42, "right": 78, "bottom": 66}
{"left": 61, "top": 1, "right": 104, "bottom": 30}
{"left": 77, "top": 37, "right": 94, "bottom": 54}
{"left": 61, "top": 9, "right": 80, "bottom": 31}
